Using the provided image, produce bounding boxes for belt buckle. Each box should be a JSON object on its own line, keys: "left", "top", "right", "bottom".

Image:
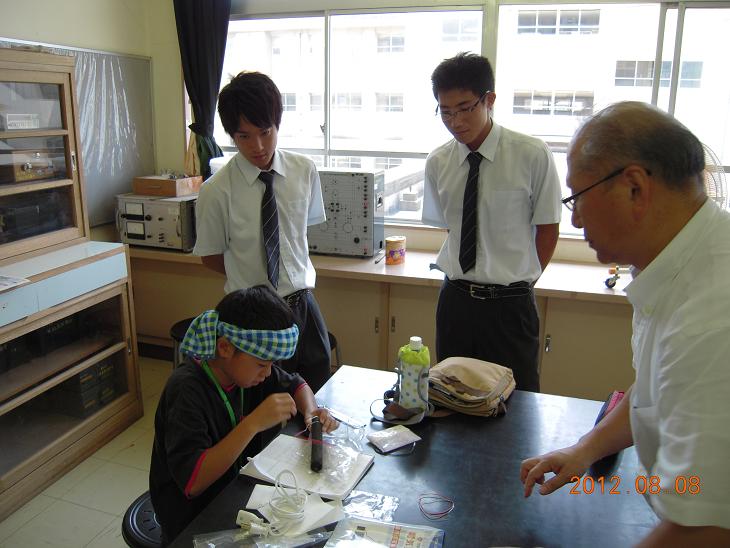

{"left": 469, "top": 283, "right": 487, "bottom": 300}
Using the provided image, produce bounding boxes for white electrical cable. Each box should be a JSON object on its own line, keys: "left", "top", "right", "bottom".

{"left": 267, "top": 469, "right": 308, "bottom": 536}
{"left": 236, "top": 469, "right": 308, "bottom": 538}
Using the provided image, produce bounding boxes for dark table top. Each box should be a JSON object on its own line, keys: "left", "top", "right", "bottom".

{"left": 171, "top": 365, "right": 657, "bottom": 547}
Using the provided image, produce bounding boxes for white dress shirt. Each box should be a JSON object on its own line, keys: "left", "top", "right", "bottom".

{"left": 193, "top": 150, "right": 326, "bottom": 296}
{"left": 422, "top": 122, "right": 562, "bottom": 285}
{"left": 626, "top": 198, "right": 730, "bottom": 528}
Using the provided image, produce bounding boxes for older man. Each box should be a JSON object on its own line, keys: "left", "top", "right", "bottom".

{"left": 520, "top": 102, "right": 730, "bottom": 546}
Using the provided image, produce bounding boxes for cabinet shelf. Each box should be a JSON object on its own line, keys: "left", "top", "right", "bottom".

{"left": 0, "top": 177, "right": 73, "bottom": 198}
{"left": 0, "top": 391, "right": 135, "bottom": 489}
{"left": 0, "top": 338, "right": 124, "bottom": 414}
{"left": 0, "top": 129, "right": 69, "bottom": 140}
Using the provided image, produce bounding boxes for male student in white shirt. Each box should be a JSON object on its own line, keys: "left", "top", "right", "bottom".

{"left": 422, "top": 52, "right": 562, "bottom": 391}
{"left": 194, "top": 72, "right": 331, "bottom": 393}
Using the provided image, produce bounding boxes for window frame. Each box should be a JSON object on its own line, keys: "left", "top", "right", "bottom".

{"left": 216, "top": 0, "right": 730, "bottom": 261}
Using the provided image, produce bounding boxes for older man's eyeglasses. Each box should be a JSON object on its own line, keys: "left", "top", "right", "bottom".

{"left": 436, "top": 93, "right": 488, "bottom": 121}
{"left": 562, "top": 166, "right": 630, "bottom": 212}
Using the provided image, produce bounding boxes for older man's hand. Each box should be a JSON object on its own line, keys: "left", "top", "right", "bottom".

{"left": 520, "top": 444, "right": 595, "bottom": 497}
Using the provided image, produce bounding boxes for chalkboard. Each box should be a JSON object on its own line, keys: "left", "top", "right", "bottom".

{"left": 0, "top": 39, "right": 155, "bottom": 226}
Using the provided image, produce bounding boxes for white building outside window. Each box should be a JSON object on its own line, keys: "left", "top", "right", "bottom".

{"left": 216, "top": 4, "right": 730, "bottom": 231}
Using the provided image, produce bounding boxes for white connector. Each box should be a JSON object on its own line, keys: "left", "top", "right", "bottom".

{"left": 236, "top": 510, "right": 264, "bottom": 527}
{"left": 236, "top": 510, "right": 271, "bottom": 537}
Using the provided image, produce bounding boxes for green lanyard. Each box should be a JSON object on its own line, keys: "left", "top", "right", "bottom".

{"left": 201, "top": 361, "right": 245, "bottom": 470}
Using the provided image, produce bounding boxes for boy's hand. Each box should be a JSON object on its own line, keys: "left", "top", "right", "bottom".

{"left": 307, "top": 408, "right": 338, "bottom": 434}
{"left": 248, "top": 393, "right": 297, "bottom": 433}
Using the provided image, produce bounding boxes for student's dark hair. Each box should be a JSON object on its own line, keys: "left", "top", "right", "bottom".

{"left": 431, "top": 52, "right": 495, "bottom": 100}
{"left": 216, "top": 286, "right": 295, "bottom": 331}
{"left": 218, "top": 72, "right": 283, "bottom": 137}
{"left": 572, "top": 101, "right": 705, "bottom": 191}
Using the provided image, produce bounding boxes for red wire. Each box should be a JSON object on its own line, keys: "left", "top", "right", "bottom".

{"left": 418, "top": 492, "right": 455, "bottom": 520}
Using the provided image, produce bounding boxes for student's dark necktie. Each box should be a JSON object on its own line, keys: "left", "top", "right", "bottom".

{"left": 459, "top": 151, "right": 483, "bottom": 274}
{"left": 259, "top": 170, "right": 280, "bottom": 289}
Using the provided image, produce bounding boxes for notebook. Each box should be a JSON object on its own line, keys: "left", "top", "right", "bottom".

{"left": 240, "top": 434, "right": 374, "bottom": 500}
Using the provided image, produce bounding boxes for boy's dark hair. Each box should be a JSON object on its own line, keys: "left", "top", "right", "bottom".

{"left": 431, "top": 52, "right": 495, "bottom": 100}
{"left": 216, "top": 285, "right": 295, "bottom": 331}
{"left": 218, "top": 72, "right": 283, "bottom": 137}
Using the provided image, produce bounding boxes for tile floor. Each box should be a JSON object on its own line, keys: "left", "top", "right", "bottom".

{"left": 0, "top": 357, "right": 172, "bottom": 548}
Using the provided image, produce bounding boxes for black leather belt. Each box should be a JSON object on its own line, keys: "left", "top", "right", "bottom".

{"left": 284, "top": 288, "right": 310, "bottom": 308}
{"left": 448, "top": 278, "right": 532, "bottom": 299}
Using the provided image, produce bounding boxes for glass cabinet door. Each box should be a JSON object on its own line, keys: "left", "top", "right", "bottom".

{"left": 0, "top": 289, "right": 133, "bottom": 486}
{"left": 0, "top": 57, "right": 86, "bottom": 261}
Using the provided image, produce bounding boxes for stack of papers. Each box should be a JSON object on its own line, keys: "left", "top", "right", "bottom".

{"left": 240, "top": 434, "right": 374, "bottom": 499}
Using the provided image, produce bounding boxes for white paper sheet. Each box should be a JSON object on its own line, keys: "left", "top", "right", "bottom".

{"left": 240, "top": 434, "right": 374, "bottom": 500}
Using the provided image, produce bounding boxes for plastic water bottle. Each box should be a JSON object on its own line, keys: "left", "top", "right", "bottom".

{"left": 397, "top": 336, "right": 430, "bottom": 414}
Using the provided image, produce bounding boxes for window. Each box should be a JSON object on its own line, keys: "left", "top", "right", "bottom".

{"left": 377, "top": 33, "right": 405, "bottom": 53}
{"left": 443, "top": 14, "right": 480, "bottom": 42}
{"left": 331, "top": 156, "right": 362, "bottom": 169}
{"left": 221, "top": 17, "right": 325, "bottom": 151}
{"left": 680, "top": 61, "right": 703, "bottom": 88}
{"left": 309, "top": 93, "right": 322, "bottom": 111}
{"left": 332, "top": 92, "right": 363, "bottom": 111}
{"left": 498, "top": 4, "right": 662, "bottom": 235}
{"left": 616, "top": 60, "right": 704, "bottom": 88}
{"left": 513, "top": 90, "right": 593, "bottom": 117}
{"left": 614, "top": 60, "right": 654, "bottom": 87}
{"left": 282, "top": 93, "right": 296, "bottom": 112}
{"left": 518, "top": 8, "right": 599, "bottom": 34}
{"left": 375, "top": 93, "right": 404, "bottom": 112}
{"left": 328, "top": 10, "right": 483, "bottom": 221}
{"left": 219, "top": 5, "right": 728, "bottom": 232}
{"left": 669, "top": 7, "right": 729, "bottom": 176}
{"left": 518, "top": 10, "right": 556, "bottom": 34}
{"left": 375, "top": 157, "right": 403, "bottom": 170}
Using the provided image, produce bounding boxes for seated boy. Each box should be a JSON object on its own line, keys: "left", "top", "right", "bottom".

{"left": 149, "top": 285, "right": 337, "bottom": 543}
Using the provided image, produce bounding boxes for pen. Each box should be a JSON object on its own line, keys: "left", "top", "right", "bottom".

{"left": 374, "top": 251, "right": 385, "bottom": 264}
{"left": 325, "top": 407, "right": 367, "bottom": 429}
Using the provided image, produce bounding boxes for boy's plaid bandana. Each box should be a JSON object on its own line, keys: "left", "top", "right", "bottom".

{"left": 179, "top": 310, "right": 299, "bottom": 361}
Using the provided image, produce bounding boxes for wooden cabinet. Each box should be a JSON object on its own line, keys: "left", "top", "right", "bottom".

{"left": 313, "top": 277, "right": 389, "bottom": 369}
{"left": 386, "top": 284, "right": 439, "bottom": 369}
{"left": 0, "top": 49, "right": 89, "bottom": 264}
{"left": 129, "top": 254, "right": 225, "bottom": 346}
{"left": 539, "top": 298, "right": 634, "bottom": 400}
{"left": 317, "top": 275, "right": 635, "bottom": 400}
{"left": 314, "top": 279, "right": 439, "bottom": 371}
{"left": 0, "top": 50, "right": 142, "bottom": 521}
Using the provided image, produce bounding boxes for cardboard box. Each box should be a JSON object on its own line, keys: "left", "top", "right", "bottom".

{"left": 132, "top": 175, "right": 203, "bottom": 197}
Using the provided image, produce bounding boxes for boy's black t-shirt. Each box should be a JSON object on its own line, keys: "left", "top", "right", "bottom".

{"left": 149, "top": 359, "right": 306, "bottom": 542}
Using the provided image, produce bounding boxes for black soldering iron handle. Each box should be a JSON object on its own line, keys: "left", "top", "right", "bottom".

{"left": 310, "top": 416, "right": 323, "bottom": 472}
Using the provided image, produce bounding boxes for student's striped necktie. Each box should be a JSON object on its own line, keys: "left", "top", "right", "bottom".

{"left": 259, "top": 170, "right": 280, "bottom": 289}
{"left": 459, "top": 151, "right": 483, "bottom": 274}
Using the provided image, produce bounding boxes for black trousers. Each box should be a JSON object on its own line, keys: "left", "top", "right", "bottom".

{"left": 435, "top": 279, "right": 540, "bottom": 392}
{"left": 280, "top": 289, "right": 331, "bottom": 393}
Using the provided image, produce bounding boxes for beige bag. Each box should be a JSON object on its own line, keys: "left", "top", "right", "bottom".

{"left": 428, "top": 357, "right": 516, "bottom": 417}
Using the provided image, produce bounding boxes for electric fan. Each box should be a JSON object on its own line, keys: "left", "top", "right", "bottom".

{"left": 703, "top": 144, "right": 728, "bottom": 210}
